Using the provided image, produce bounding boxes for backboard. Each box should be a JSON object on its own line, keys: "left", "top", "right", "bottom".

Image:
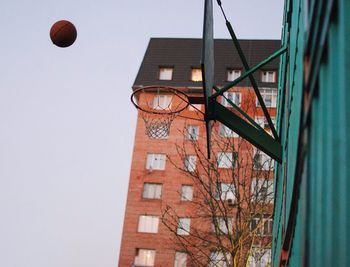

{"left": 201, "top": 0, "right": 214, "bottom": 158}
{"left": 200, "top": 0, "right": 283, "bottom": 162}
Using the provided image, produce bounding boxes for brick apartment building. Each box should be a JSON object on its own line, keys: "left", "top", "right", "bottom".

{"left": 119, "top": 38, "right": 279, "bottom": 267}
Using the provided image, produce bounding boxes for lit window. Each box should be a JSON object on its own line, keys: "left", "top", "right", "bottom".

{"left": 184, "top": 155, "right": 196, "bottom": 172}
{"left": 209, "top": 251, "right": 231, "bottom": 267}
{"left": 253, "top": 151, "right": 273, "bottom": 171}
{"left": 215, "top": 183, "right": 235, "bottom": 201}
{"left": 186, "top": 125, "right": 199, "bottom": 140}
{"left": 191, "top": 68, "right": 202, "bottom": 82}
{"left": 255, "top": 116, "right": 268, "bottom": 129}
{"left": 221, "top": 92, "right": 241, "bottom": 107}
{"left": 189, "top": 104, "right": 202, "bottom": 111}
{"left": 174, "top": 252, "right": 187, "bottom": 267}
{"left": 152, "top": 95, "right": 172, "bottom": 110}
{"left": 250, "top": 216, "right": 273, "bottom": 236}
{"left": 177, "top": 218, "right": 191, "bottom": 235}
{"left": 146, "top": 153, "right": 166, "bottom": 170}
{"left": 143, "top": 183, "right": 162, "bottom": 199}
{"left": 159, "top": 67, "right": 173, "bottom": 80}
{"left": 212, "top": 217, "right": 233, "bottom": 235}
{"left": 247, "top": 247, "right": 271, "bottom": 267}
{"left": 251, "top": 178, "right": 274, "bottom": 203}
{"left": 256, "top": 88, "right": 277, "bottom": 108}
{"left": 134, "top": 249, "right": 156, "bottom": 267}
{"left": 181, "top": 185, "right": 193, "bottom": 201}
{"left": 227, "top": 69, "right": 241, "bottom": 81}
{"left": 261, "top": 71, "right": 276, "bottom": 83}
{"left": 138, "top": 215, "right": 159, "bottom": 233}
{"left": 219, "top": 123, "right": 238, "bottom": 138}
{"left": 217, "top": 152, "right": 236, "bottom": 168}
{"left": 255, "top": 116, "right": 276, "bottom": 134}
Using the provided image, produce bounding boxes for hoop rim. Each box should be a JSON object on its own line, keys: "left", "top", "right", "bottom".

{"left": 130, "top": 85, "right": 190, "bottom": 115}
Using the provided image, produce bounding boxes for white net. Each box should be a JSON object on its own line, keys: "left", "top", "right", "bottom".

{"left": 131, "top": 86, "right": 189, "bottom": 139}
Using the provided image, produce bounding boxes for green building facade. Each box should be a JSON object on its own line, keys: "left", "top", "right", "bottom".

{"left": 273, "top": 0, "right": 350, "bottom": 266}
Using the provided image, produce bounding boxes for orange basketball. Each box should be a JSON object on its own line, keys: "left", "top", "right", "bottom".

{"left": 50, "top": 20, "right": 77, "bottom": 48}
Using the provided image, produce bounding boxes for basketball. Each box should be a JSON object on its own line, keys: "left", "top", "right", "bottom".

{"left": 50, "top": 20, "right": 77, "bottom": 48}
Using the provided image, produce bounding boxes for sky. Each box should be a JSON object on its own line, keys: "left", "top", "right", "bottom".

{"left": 0, "top": 1, "right": 283, "bottom": 266}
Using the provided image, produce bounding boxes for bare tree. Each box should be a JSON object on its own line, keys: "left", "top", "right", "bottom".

{"left": 161, "top": 95, "right": 274, "bottom": 267}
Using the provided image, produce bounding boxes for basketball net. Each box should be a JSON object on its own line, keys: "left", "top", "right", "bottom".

{"left": 131, "top": 86, "right": 189, "bottom": 139}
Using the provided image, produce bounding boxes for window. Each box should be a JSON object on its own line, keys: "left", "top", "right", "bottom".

{"left": 219, "top": 123, "right": 238, "bottom": 138}
{"left": 253, "top": 151, "right": 273, "bottom": 171}
{"left": 255, "top": 116, "right": 268, "bottom": 129}
{"left": 152, "top": 95, "right": 172, "bottom": 110}
{"left": 159, "top": 67, "right": 173, "bottom": 80}
{"left": 146, "top": 153, "right": 166, "bottom": 170}
{"left": 177, "top": 218, "right": 191, "bottom": 235}
{"left": 261, "top": 70, "right": 276, "bottom": 83}
{"left": 191, "top": 68, "right": 202, "bottom": 82}
{"left": 215, "top": 183, "right": 235, "bottom": 201}
{"left": 256, "top": 88, "right": 277, "bottom": 108}
{"left": 227, "top": 69, "right": 241, "bottom": 81}
{"left": 255, "top": 116, "right": 276, "bottom": 129}
{"left": 174, "top": 252, "right": 187, "bottom": 267}
{"left": 221, "top": 92, "right": 241, "bottom": 107}
{"left": 143, "top": 183, "right": 162, "bottom": 199}
{"left": 186, "top": 125, "right": 199, "bottom": 140}
{"left": 250, "top": 215, "right": 273, "bottom": 236}
{"left": 247, "top": 248, "right": 271, "bottom": 267}
{"left": 189, "top": 104, "right": 202, "bottom": 111}
{"left": 212, "top": 217, "right": 233, "bottom": 235}
{"left": 184, "top": 155, "right": 196, "bottom": 172}
{"left": 209, "top": 251, "right": 231, "bottom": 267}
{"left": 134, "top": 249, "right": 156, "bottom": 267}
{"left": 138, "top": 215, "right": 159, "bottom": 233}
{"left": 181, "top": 185, "right": 193, "bottom": 201}
{"left": 217, "top": 152, "right": 236, "bottom": 168}
{"left": 251, "top": 178, "right": 274, "bottom": 202}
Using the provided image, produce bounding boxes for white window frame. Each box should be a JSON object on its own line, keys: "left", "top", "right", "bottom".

{"left": 142, "top": 183, "right": 162, "bottom": 199}
{"left": 184, "top": 155, "right": 196, "bottom": 172}
{"left": 191, "top": 68, "right": 202, "bottom": 82}
{"left": 247, "top": 247, "right": 271, "bottom": 267}
{"left": 217, "top": 152, "right": 235, "bottom": 168}
{"left": 177, "top": 218, "right": 191, "bottom": 235}
{"left": 261, "top": 70, "right": 276, "bottom": 83}
{"left": 255, "top": 116, "right": 276, "bottom": 130}
{"left": 219, "top": 123, "right": 238, "bottom": 138}
{"left": 174, "top": 251, "right": 187, "bottom": 267}
{"left": 212, "top": 217, "right": 233, "bottom": 235}
{"left": 138, "top": 215, "right": 160, "bottom": 233}
{"left": 251, "top": 178, "right": 274, "bottom": 203}
{"left": 253, "top": 150, "right": 273, "bottom": 171}
{"left": 186, "top": 125, "right": 199, "bottom": 140}
{"left": 256, "top": 88, "right": 277, "bottom": 108}
{"left": 181, "top": 185, "right": 193, "bottom": 201}
{"left": 152, "top": 95, "right": 172, "bottom": 110}
{"left": 159, "top": 67, "right": 173, "bottom": 80}
{"left": 215, "top": 183, "right": 235, "bottom": 201}
{"left": 226, "top": 69, "right": 241, "bottom": 81}
{"left": 221, "top": 92, "right": 241, "bottom": 107}
{"left": 189, "top": 104, "right": 202, "bottom": 111}
{"left": 134, "top": 249, "right": 156, "bottom": 267}
{"left": 146, "top": 153, "right": 166, "bottom": 170}
{"left": 209, "top": 251, "right": 231, "bottom": 267}
{"left": 250, "top": 216, "right": 273, "bottom": 237}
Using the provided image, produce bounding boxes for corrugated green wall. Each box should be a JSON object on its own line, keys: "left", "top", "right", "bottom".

{"left": 273, "top": 0, "right": 350, "bottom": 266}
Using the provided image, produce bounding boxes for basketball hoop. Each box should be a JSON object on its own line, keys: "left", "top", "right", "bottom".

{"left": 131, "top": 86, "right": 190, "bottom": 139}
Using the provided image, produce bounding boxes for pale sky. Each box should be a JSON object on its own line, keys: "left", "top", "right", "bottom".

{"left": 0, "top": 1, "right": 283, "bottom": 266}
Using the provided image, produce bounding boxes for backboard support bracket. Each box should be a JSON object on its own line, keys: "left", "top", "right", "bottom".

{"left": 213, "top": 101, "right": 282, "bottom": 163}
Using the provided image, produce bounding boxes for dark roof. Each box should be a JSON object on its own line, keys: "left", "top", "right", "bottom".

{"left": 133, "top": 38, "right": 281, "bottom": 89}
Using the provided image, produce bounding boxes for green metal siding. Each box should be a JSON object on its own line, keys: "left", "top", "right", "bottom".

{"left": 273, "top": 0, "right": 350, "bottom": 266}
